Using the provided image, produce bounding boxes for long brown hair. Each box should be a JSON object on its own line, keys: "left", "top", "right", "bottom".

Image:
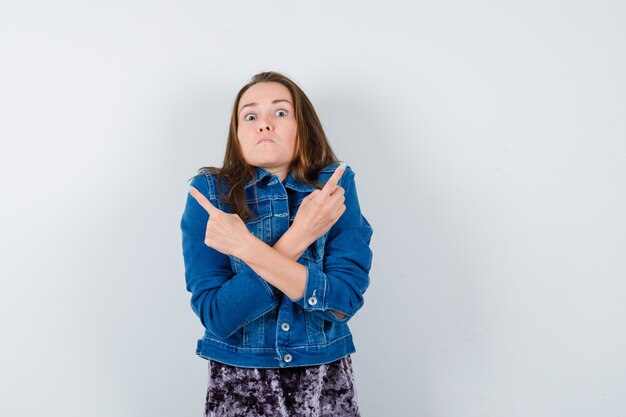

{"left": 188, "top": 71, "right": 340, "bottom": 222}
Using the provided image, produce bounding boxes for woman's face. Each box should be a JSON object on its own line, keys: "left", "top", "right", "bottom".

{"left": 236, "top": 82, "right": 298, "bottom": 180}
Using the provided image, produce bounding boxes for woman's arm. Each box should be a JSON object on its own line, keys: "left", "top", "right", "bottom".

{"left": 271, "top": 228, "right": 308, "bottom": 262}
{"left": 271, "top": 164, "right": 346, "bottom": 263}
{"left": 181, "top": 175, "right": 279, "bottom": 339}
{"left": 236, "top": 235, "right": 308, "bottom": 300}
{"left": 237, "top": 213, "right": 346, "bottom": 320}
{"left": 238, "top": 166, "right": 372, "bottom": 323}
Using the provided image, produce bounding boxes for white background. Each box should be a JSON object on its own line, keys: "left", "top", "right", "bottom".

{"left": 1, "top": 1, "right": 625, "bottom": 416}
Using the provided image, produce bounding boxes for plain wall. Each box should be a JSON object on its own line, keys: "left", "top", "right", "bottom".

{"left": 1, "top": 1, "right": 625, "bottom": 416}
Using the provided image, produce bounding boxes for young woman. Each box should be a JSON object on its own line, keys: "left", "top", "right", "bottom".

{"left": 180, "top": 71, "right": 374, "bottom": 417}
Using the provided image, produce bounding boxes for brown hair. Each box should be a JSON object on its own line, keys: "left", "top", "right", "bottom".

{"left": 188, "top": 71, "right": 340, "bottom": 222}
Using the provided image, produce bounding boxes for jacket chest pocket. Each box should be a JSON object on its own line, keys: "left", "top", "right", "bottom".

{"left": 230, "top": 199, "right": 273, "bottom": 272}
{"left": 246, "top": 198, "right": 272, "bottom": 238}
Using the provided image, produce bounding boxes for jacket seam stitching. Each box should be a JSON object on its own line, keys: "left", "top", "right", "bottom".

{"left": 201, "top": 332, "right": 353, "bottom": 351}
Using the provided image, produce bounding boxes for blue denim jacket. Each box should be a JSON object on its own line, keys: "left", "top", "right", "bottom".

{"left": 180, "top": 162, "right": 373, "bottom": 368}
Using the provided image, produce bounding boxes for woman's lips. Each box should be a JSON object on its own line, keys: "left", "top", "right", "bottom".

{"left": 258, "top": 138, "right": 273, "bottom": 143}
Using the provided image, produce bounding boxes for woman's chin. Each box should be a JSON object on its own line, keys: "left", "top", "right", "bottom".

{"left": 249, "top": 157, "right": 288, "bottom": 168}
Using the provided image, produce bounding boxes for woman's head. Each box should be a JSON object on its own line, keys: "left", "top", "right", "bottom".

{"left": 225, "top": 71, "right": 337, "bottom": 180}
{"left": 234, "top": 80, "right": 298, "bottom": 181}
{"left": 195, "top": 71, "right": 339, "bottom": 221}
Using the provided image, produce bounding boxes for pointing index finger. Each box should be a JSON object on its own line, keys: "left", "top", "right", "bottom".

{"left": 187, "top": 184, "right": 220, "bottom": 216}
{"left": 321, "top": 161, "right": 347, "bottom": 196}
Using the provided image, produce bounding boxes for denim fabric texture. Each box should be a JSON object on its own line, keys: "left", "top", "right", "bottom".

{"left": 180, "top": 162, "right": 373, "bottom": 368}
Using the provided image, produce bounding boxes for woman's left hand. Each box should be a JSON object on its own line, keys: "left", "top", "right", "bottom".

{"left": 187, "top": 185, "right": 251, "bottom": 258}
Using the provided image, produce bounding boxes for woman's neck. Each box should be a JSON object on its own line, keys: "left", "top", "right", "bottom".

{"left": 263, "top": 166, "right": 289, "bottom": 183}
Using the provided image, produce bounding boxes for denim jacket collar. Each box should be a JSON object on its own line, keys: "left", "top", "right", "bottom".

{"left": 245, "top": 166, "right": 317, "bottom": 193}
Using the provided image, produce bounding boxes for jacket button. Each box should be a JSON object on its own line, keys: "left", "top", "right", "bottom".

{"left": 281, "top": 322, "right": 290, "bottom": 331}
{"left": 308, "top": 296, "right": 317, "bottom": 306}
{"left": 284, "top": 354, "right": 292, "bottom": 363}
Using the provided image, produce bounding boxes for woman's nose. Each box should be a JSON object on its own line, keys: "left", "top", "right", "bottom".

{"left": 257, "top": 113, "right": 273, "bottom": 131}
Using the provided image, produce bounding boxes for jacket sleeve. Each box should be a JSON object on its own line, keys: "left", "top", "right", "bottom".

{"left": 180, "top": 174, "right": 278, "bottom": 338}
{"left": 291, "top": 167, "right": 374, "bottom": 324}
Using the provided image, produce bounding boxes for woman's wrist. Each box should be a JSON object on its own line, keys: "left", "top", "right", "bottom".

{"left": 234, "top": 232, "right": 261, "bottom": 261}
{"left": 274, "top": 225, "right": 311, "bottom": 260}
{"left": 236, "top": 224, "right": 310, "bottom": 262}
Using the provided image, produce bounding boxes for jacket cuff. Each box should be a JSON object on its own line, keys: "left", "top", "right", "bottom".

{"left": 291, "top": 267, "right": 352, "bottom": 323}
{"left": 292, "top": 266, "right": 325, "bottom": 311}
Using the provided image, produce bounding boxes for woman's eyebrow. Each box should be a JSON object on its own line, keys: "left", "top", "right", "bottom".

{"left": 238, "top": 99, "right": 292, "bottom": 114}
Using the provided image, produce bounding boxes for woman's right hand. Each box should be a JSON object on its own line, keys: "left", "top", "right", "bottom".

{"left": 291, "top": 163, "right": 347, "bottom": 244}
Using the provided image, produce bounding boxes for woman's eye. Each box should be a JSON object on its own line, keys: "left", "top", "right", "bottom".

{"left": 244, "top": 114, "right": 256, "bottom": 121}
{"left": 276, "top": 109, "right": 287, "bottom": 117}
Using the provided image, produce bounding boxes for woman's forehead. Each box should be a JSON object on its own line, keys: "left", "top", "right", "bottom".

{"left": 239, "top": 82, "right": 293, "bottom": 110}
